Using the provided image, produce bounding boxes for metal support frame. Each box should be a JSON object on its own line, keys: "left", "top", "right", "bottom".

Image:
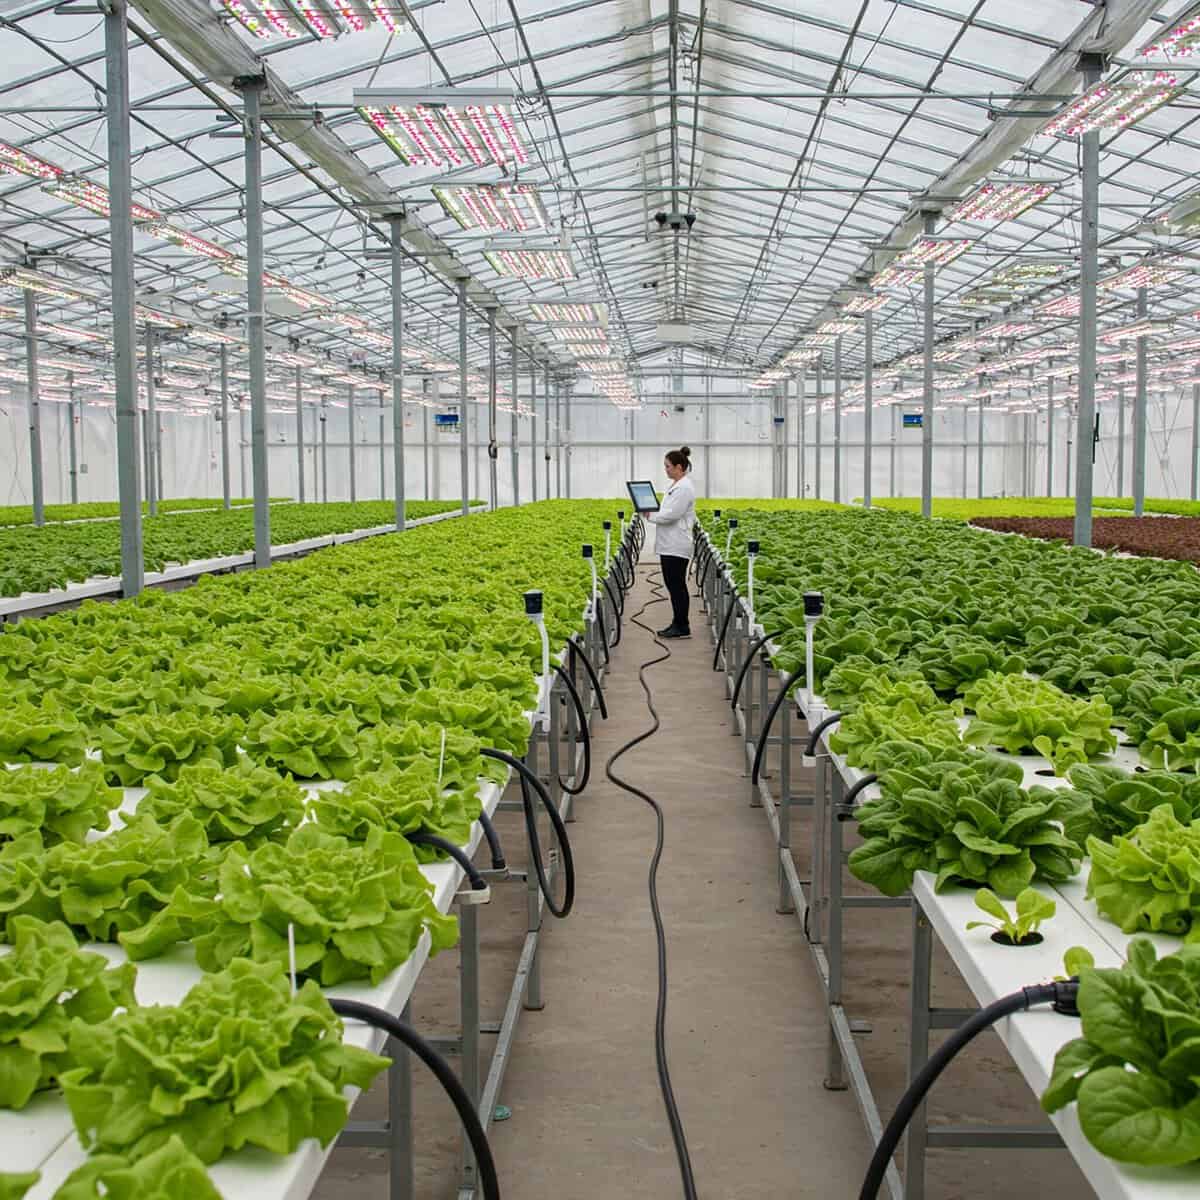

{"left": 348, "top": 384, "right": 358, "bottom": 502}
{"left": 144, "top": 321, "right": 158, "bottom": 516}
{"left": 378, "top": 395, "right": 386, "bottom": 500}
{"left": 921, "top": 212, "right": 935, "bottom": 518}
{"left": 529, "top": 353, "right": 539, "bottom": 503}
{"left": 1046, "top": 378, "right": 1054, "bottom": 497}
{"left": 390, "top": 217, "right": 406, "bottom": 530}
{"left": 564, "top": 381, "right": 572, "bottom": 500}
{"left": 977, "top": 395, "right": 985, "bottom": 498}
{"left": 219, "top": 345, "right": 231, "bottom": 509}
{"left": 1116, "top": 372, "right": 1126, "bottom": 497}
{"left": 1193, "top": 384, "right": 1200, "bottom": 503}
{"left": 423, "top": 389, "right": 431, "bottom": 501}
{"left": 320, "top": 400, "right": 329, "bottom": 503}
{"left": 457, "top": 277, "right": 470, "bottom": 516}
{"left": 814, "top": 358, "right": 823, "bottom": 500}
{"left": 1133, "top": 287, "right": 1148, "bottom": 516}
{"left": 1073, "top": 55, "right": 1102, "bottom": 546}
{"left": 833, "top": 334, "right": 843, "bottom": 504}
{"left": 22, "top": 289, "right": 44, "bottom": 527}
{"left": 544, "top": 364, "right": 552, "bottom": 501}
{"left": 555, "top": 380, "right": 563, "bottom": 499}
{"left": 66, "top": 371, "right": 78, "bottom": 506}
{"left": 890, "top": 401, "right": 897, "bottom": 497}
{"left": 487, "top": 308, "right": 499, "bottom": 511}
{"left": 863, "top": 315, "right": 873, "bottom": 508}
{"left": 105, "top": 0, "right": 143, "bottom": 595}
{"left": 798, "top": 364, "right": 806, "bottom": 499}
{"left": 295, "top": 365, "right": 305, "bottom": 503}
{"left": 241, "top": 78, "right": 271, "bottom": 568}
{"left": 509, "top": 327, "right": 519, "bottom": 506}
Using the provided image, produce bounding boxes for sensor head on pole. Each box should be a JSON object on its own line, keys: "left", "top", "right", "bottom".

{"left": 714, "top": 508, "right": 722, "bottom": 519}
{"left": 617, "top": 509, "right": 626, "bottom": 520}
{"left": 729, "top": 518, "right": 739, "bottom": 530}
{"left": 803, "top": 591, "right": 825, "bottom": 618}
{"left": 523, "top": 589, "right": 544, "bottom": 618}
{"left": 602, "top": 520, "right": 611, "bottom": 530}
{"left": 747, "top": 539, "right": 760, "bottom": 556}
{"left": 582, "top": 544, "right": 593, "bottom": 559}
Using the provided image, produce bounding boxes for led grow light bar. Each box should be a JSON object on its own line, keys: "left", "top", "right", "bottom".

{"left": 433, "top": 184, "right": 549, "bottom": 233}
{"left": 1141, "top": 7, "right": 1200, "bottom": 59}
{"left": 783, "top": 347, "right": 823, "bottom": 365}
{"left": 895, "top": 236, "right": 974, "bottom": 268}
{"left": 1099, "top": 317, "right": 1176, "bottom": 343}
{"left": 0, "top": 141, "right": 62, "bottom": 181}
{"left": 551, "top": 326, "right": 607, "bottom": 343}
{"left": 0, "top": 305, "right": 105, "bottom": 343}
{"left": 189, "top": 327, "right": 240, "bottom": 346}
{"left": 955, "top": 288, "right": 1012, "bottom": 308}
{"left": 530, "top": 302, "right": 606, "bottom": 325}
{"left": 0, "top": 267, "right": 93, "bottom": 303}
{"left": 870, "top": 263, "right": 922, "bottom": 291}
{"left": 1043, "top": 69, "right": 1186, "bottom": 137}
{"left": 143, "top": 222, "right": 237, "bottom": 264}
{"left": 991, "top": 261, "right": 1069, "bottom": 288}
{"left": 135, "top": 305, "right": 189, "bottom": 330}
{"left": 44, "top": 177, "right": 162, "bottom": 223}
{"left": 818, "top": 319, "right": 857, "bottom": 335}
{"left": 484, "top": 248, "right": 575, "bottom": 281}
{"left": 1037, "top": 293, "right": 1082, "bottom": 318}
{"left": 947, "top": 180, "right": 1056, "bottom": 224}
{"left": 222, "top": 0, "right": 409, "bottom": 41}
{"left": 842, "top": 293, "right": 889, "bottom": 314}
{"left": 1098, "top": 257, "right": 1191, "bottom": 291}
{"left": 354, "top": 88, "right": 527, "bottom": 171}
{"left": 980, "top": 321, "right": 1037, "bottom": 339}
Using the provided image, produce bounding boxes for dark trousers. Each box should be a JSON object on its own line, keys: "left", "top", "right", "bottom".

{"left": 660, "top": 555, "right": 690, "bottom": 631}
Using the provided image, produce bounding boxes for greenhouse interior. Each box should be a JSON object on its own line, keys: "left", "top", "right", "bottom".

{"left": 8, "top": 1, "right": 1200, "bottom": 1199}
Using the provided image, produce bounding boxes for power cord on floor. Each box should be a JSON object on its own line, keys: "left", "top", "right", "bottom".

{"left": 603, "top": 565, "right": 700, "bottom": 1200}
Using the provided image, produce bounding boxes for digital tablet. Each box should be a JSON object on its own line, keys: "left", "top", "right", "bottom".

{"left": 626, "top": 480, "right": 661, "bottom": 513}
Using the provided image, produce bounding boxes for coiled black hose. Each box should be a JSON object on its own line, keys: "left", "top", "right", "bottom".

{"left": 569, "top": 636, "right": 609, "bottom": 719}
{"left": 480, "top": 747, "right": 575, "bottom": 919}
{"left": 329, "top": 998, "right": 501, "bottom": 1200}
{"left": 805, "top": 710, "right": 844, "bottom": 755}
{"left": 406, "top": 831, "right": 489, "bottom": 891}
{"left": 859, "top": 981, "right": 1079, "bottom": 1200}
{"left": 553, "top": 663, "right": 591, "bottom": 795}
{"left": 730, "top": 629, "right": 784, "bottom": 712}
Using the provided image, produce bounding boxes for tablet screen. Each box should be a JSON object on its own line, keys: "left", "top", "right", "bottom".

{"left": 626, "top": 481, "right": 660, "bottom": 512}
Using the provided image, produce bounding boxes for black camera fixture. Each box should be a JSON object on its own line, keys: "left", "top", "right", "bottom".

{"left": 747, "top": 539, "right": 760, "bottom": 556}
{"left": 582, "top": 544, "right": 593, "bottom": 559}
{"left": 602, "top": 520, "right": 612, "bottom": 531}
{"left": 729, "top": 518, "right": 738, "bottom": 530}
{"left": 523, "top": 589, "right": 544, "bottom": 617}
{"left": 654, "top": 211, "right": 697, "bottom": 233}
{"left": 803, "top": 591, "right": 825, "bottom": 618}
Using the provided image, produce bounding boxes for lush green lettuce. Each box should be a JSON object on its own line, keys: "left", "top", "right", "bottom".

{"left": 0, "top": 762, "right": 119, "bottom": 846}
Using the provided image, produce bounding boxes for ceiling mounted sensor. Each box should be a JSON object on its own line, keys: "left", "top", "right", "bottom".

{"left": 653, "top": 211, "right": 697, "bottom": 233}
{"left": 222, "top": 0, "right": 410, "bottom": 41}
{"left": 353, "top": 88, "right": 527, "bottom": 172}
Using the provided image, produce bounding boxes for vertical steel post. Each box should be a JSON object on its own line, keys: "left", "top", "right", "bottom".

{"left": 106, "top": 0, "right": 143, "bottom": 593}
{"left": 921, "top": 213, "right": 935, "bottom": 518}
{"left": 1073, "top": 57, "right": 1102, "bottom": 546}
{"left": 1133, "top": 288, "right": 1148, "bottom": 516}
{"left": 833, "top": 333, "right": 843, "bottom": 503}
{"left": 1046, "top": 379, "right": 1054, "bottom": 497}
{"left": 1192, "top": 383, "right": 1200, "bottom": 503}
{"left": 22, "top": 290, "right": 44, "bottom": 526}
{"left": 457, "top": 277, "right": 469, "bottom": 515}
{"left": 219, "top": 345, "right": 231, "bottom": 509}
{"left": 628, "top": 410, "right": 635, "bottom": 479}
{"left": 242, "top": 81, "right": 271, "bottom": 566}
{"left": 510, "top": 327, "right": 519, "bottom": 506}
{"left": 378, "top": 393, "right": 386, "bottom": 500}
{"left": 67, "top": 371, "right": 78, "bottom": 506}
{"left": 348, "top": 384, "right": 357, "bottom": 502}
{"left": 977, "top": 394, "right": 985, "bottom": 498}
{"left": 424, "top": 381, "right": 432, "bottom": 501}
{"left": 782, "top": 376, "right": 790, "bottom": 497}
{"left": 143, "top": 321, "right": 158, "bottom": 515}
{"left": 798, "top": 365, "right": 806, "bottom": 498}
{"left": 1116, "top": 368, "right": 1126, "bottom": 496}
{"left": 529, "top": 355, "right": 538, "bottom": 502}
{"left": 564, "top": 381, "right": 573, "bottom": 499}
{"left": 961, "top": 407, "right": 969, "bottom": 498}
{"left": 863, "top": 314, "right": 873, "bottom": 508}
{"left": 544, "top": 364, "right": 552, "bottom": 500}
{"left": 487, "top": 308, "right": 499, "bottom": 510}
{"left": 390, "top": 218, "right": 406, "bottom": 529}
{"left": 555, "top": 381, "right": 563, "bottom": 498}
{"left": 890, "top": 400, "right": 897, "bottom": 497}
{"left": 294, "top": 365, "right": 305, "bottom": 503}
{"left": 814, "top": 358, "right": 823, "bottom": 500}
{"left": 703, "top": 369, "right": 712, "bottom": 496}
{"left": 320, "top": 401, "right": 329, "bottom": 503}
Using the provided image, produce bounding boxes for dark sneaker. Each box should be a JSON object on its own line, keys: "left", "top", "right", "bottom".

{"left": 656, "top": 624, "right": 676, "bottom": 636}
{"left": 659, "top": 626, "right": 692, "bottom": 639}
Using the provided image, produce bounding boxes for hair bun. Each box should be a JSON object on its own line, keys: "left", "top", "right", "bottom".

{"left": 680, "top": 445, "right": 692, "bottom": 457}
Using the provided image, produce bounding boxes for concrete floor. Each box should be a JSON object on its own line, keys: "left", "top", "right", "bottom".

{"left": 315, "top": 561, "right": 1100, "bottom": 1200}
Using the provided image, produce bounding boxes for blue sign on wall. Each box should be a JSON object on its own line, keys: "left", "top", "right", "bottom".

{"left": 902, "top": 412, "right": 923, "bottom": 428}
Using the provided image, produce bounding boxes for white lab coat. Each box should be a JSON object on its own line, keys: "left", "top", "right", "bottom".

{"left": 648, "top": 475, "right": 697, "bottom": 559}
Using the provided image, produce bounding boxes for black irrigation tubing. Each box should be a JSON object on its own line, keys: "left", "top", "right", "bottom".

{"left": 593, "top": 597, "right": 613, "bottom": 666}
{"left": 842, "top": 773, "right": 878, "bottom": 807}
{"left": 751, "top": 665, "right": 806, "bottom": 786}
{"left": 711, "top": 593, "right": 739, "bottom": 671}
{"left": 569, "top": 635, "right": 609, "bottom": 719}
{"left": 553, "top": 662, "right": 592, "bottom": 795}
{"left": 406, "top": 832, "right": 488, "bottom": 891}
{"left": 480, "top": 747, "right": 575, "bottom": 919}
{"left": 477, "top": 809, "right": 506, "bottom": 871}
{"left": 805, "top": 711, "right": 844, "bottom": 756}
{"left": 603, "top": 572, "right": 624, "bottom": 624}
{"left": 730, "top": 629, "right": 785, "bottom": 712}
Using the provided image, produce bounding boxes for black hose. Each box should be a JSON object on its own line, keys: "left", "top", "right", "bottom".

{"left": 697, "top": 546, "right": 713, "bottom": 593}
{"left": 553, "top": 663, "right": 591, "bottom": 795}
{"left": 480, "top": 747, "right": 574, "bottom": 919}
{"left": 570, "top": 635, "right": 608, "bottom": 719}
{"left": 602, "top": 573, "right": 624, "bottom": 628}
{"left": 730, "top": 629, "right": 784, "bottom": 712}
{"left": 603, "top": 566, "right": 699, "bottom": 1200}
{"left": 477, "top": 809, "right": 505, "bottom": 871}
{"left": 711, "top": 590, "right": 740, "bottom": 671}
{"left": 859, "top": 981, "right": 1078, "bottom": 1200}
{"left": 329, "top": 998, "right": 501, "bottom": 1200}
{"left": 593, "top": 595, "right": 612, "bottom": 666}
{"left": 406, "top": 832, "right": 489, "bottom": 891}
{"left": 842, "top": 773, "right": 878, "bottom": 807}
{"left": 750, "top": 665, "right": 804, "bottom": 786}
{"left": 805, "top": 711, "right": 843, "bottom": 756}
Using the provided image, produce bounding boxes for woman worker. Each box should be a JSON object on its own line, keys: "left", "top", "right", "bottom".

{"left": 646, "top": 446, "right": 697, "bottom": 639}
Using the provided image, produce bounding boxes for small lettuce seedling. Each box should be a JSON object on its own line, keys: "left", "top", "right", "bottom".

{"left": 967, "top": 886, "right": 1056, "bottom": 945}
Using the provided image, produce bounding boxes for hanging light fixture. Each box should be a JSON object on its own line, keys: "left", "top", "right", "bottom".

{"left": 947, "top": 180, "right": 1057, "bottom": 224}
{"left": 869, "top": 263, "right": 923, "bottom": 291}
{"left": 483, "top": 247, "right": 575, "bottom": 281}
{"left": 222, "top": 0, "right": 410, "bottom": 41}
{"left": 1042, "top": 69, "right": 1186, "bottom": 138}
{"left": 0, "top": 267, "right": 93, "bottom": 303}
{"left": 354, "top": 88, "right": 527, "bottom": 172}
{"left": 530, "top": 302, "right": 607, "bottom": 324}
{"left": 817, "top": 319, "right": 857, "bottom": 335}
{"left": 44, "top": 177, "right": 162, "bottom": 223}
{"left": 135, "top": 305, "right": 189, "bottom": 330}
{"left": 1097, "top": 256, "right": 1192, "bottom": 291}
{"left": 1099, "top": 317, "right": 1176, "bottom": 343}
{"left": 0, "top": 141, "right": 62, "bottom": 181}
{"left": 142, "top": 222, "right": 238, "bottom": 264}
{"left": 1141, "top": 6, "right": 1200, "bottom": 59}
{"left": 190, "top": 327, "right": 240, "bottom": 346}
{"left": 550, "top": 326, "right": 607, "bottom": 343}
{"left": 842, "top": 292, "right": 889, "bottom": 314}
{"left": 433, "top": 183, "right": 549, "bottom": 233}
{"left": 1036, "top": 293, "right": 1082, "bottom": 318}
{"left": 990, "top": 261, "right": 1070, "bottom": 288}
{"left": 895, "top": 236, "right": 974, "bottom": 268}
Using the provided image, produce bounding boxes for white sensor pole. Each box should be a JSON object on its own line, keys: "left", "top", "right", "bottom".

{"left": 524, "top": 590, "right": 551, "bottom": 732}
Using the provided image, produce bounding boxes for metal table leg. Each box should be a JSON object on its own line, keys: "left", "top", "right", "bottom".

{"left": 825, "top": 770, "right": 847, "bottom": 1091}
{"left": 906, "top": 904, "right": 933, "bottom": 1200}
{"left": 777, "top": 693, "right": 793, "bottom": 913}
